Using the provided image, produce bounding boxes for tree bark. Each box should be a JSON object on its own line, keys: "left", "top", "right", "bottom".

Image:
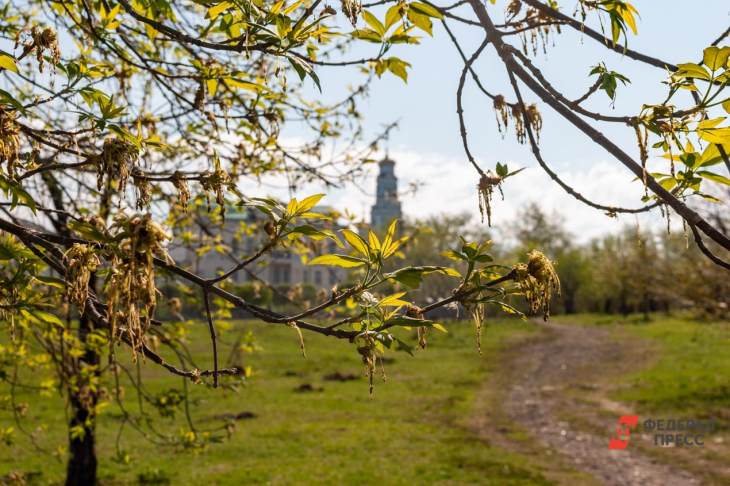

{"left": 65, "top": 311, "right": 99, "bottom": 486}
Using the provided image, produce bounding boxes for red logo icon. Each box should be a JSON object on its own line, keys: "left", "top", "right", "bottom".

{"left": 609, "top": 415, "right": 639, "bottom": 450}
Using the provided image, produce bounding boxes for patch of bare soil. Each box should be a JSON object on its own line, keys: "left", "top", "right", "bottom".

{"left": 475, "top": 321, "right": 729, "bottom": 486}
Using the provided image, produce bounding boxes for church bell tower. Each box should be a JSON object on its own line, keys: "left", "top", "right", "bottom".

{"left": 370, "top": 157, "right": 402, "bottom": 229}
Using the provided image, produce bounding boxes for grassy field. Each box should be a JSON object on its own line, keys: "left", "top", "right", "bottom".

{"left": 3, "top": 313, "right": 729, "bottom": 485}
{"left": 560, "top": 313, "right": 730, "bottom": 421}
{"left": 0, "top": 318, "right": 552, "bottom": 485}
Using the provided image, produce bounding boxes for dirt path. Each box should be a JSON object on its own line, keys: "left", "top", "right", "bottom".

{"left": 482, "top": 322, "right": 705, "bottom": 486}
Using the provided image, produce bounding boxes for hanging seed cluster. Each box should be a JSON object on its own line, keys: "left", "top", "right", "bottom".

{"left": 200, "top": 161, "right": 232, "bottom": 217}
{"left": 406, "top": 305, "right": 427, "bottom": 349}
{"left": 493, "top": 95, "right": 510, "bottom": 135}
{"left": 28, "top": 26, "right": 61, "bottom": 72}
{"left": 356, "top": 333, "right": 378, "bottom": 394}
{"left": 632, "top": 122, "right": 649, "bottom": 194}
{"left": 477, "top": 172, "right": 503, "bottom": 226}
{"left": 106, "top": 215, "right": 172, "bottom": 359}
{"left": 493, "top": 98, "right": 542, "bottom": 144}
{"left": 513, "top": 103, "right": 542, "bottom": 143}
{"left": 507, "top": 2, "right": 561, "bottom": 55}
{"left": 471, "top": 303, "right": 486, "bottom": 355}
{"left": 63, "top": 243, "right": 100, "bottom": 308}
{"left": 172, "top": 172, "right": 190, "bottom": 212}
{"left": 506, "top": 0, "right": 522, "bottom": 20}
{"left": 133, "top": 174, "right": 152, "bottom": 209}
{"left": 515, "top": 250, "right": 561, "bottom": 320}
{"left": 0, "top": 109, "right": 20, "bottom": 177}
{"left": 340, "top": 0, "right": 362, "bottom": 27}
{"left": 97, "top": 138, "right": 140, "bottom": 193}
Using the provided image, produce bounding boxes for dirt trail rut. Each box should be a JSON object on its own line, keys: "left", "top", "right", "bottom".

{"left": 492, "top": 322, "right": 705, "bottom": 486}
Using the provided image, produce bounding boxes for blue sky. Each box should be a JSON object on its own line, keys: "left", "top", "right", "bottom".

{"left": 256, "top": 0, "right": 730, "bottom": 241}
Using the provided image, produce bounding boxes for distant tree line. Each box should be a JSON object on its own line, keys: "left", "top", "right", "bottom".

{"left": 398, "top": 202, "right": 730, "bottom": 319}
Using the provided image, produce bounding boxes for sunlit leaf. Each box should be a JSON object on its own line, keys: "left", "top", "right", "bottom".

{"left": 308, "top": 254, "right": 367, "bottom": 268}
{"left": 342, "top": 229, "right": 369, "bottom": 256}
{"left": 0, "top": 53, "right": 18, "bottom": 73}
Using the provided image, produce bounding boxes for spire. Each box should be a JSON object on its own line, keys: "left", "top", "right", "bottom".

{"left": 371, "top": 155, "right": 402, "bottom": 229}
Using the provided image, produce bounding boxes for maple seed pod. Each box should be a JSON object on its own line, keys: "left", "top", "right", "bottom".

{"left": 98, "top": 137, "right": 140, "bottom": 193}
{"left": 340, "top": 0, "right": 362, "bottom": 27}
{"left": 28, "top": 26, "right": 61, "bottom": 72}
{"left": 477, "top": 172, "right": 502, "bottom": 227}
{"left": 407, "top": 305, "right": 427, "bottom": 349}
{"left": 172, "top": 172, "right": 190, "bottom": 212}
{"left": 493, "top": 95, "right": 510, "bottom": 134}
{"left": 105, "top": 214, "right": 172, "bottom": 360}
{"left": 0, "top": 109, "right": 20, "bottom": 177}
{"left": 63, "top": 243, "right": 101, "bottom": 307}
{"left": 507, "top": 0, "right": 522, "bottom": 20}
{"left": 264, "top": 221, "right": 276, "bottom": 237}
{"left": 525, "top": 103, "right": 543, "bottom": 142}
{"left": 514, "top": 250, "right": 561, "bottom": 321}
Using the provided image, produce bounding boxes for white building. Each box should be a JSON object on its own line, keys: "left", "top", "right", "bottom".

{"left": 172, "top": 157, "right": 402, "bottom": 288}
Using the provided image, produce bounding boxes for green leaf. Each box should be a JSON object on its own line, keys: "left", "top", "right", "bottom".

{"left": 674, "top": 63, "right": 711, "bottom": 81}
{"left": 0, "top": 53, "right": 18, "bottom": 74}
{"left": 225, "top": 78, "right": 269, "bottom": 93}
{"left": 34, "top": 275, "right": 66, "bottom": 289}
{"left": 207, "top": 1, "right": 232, "bottom": 20}
{"left": 379, "top": 292, "right": 409, "bottom": 307}
{"left": 406, "top": 10, "right": 432, "bottom": 36}
{"left": 702, "top": 46, "right": 730, "bottom": 71}
{"left": 384, "top": 315, "right": 434, "bottom": 327}
{"left": 381, "top": 219, "right": 398, "bottom": 257}
{"left": 495, "top": 162, "right": 508, "bottom": 177}
{"left": 698, "top": 143, "right": 727, "bottom": 167}
{"left": 441, "top": 249, "right": 466, "bottom": 261}
{"left": 387, "top": 57, "right": 410, "bottom": 83}
{"left": 287, "top": 55, "right": 321, "bottom": 92}
{"left": 308, "top": 254, "right": 367, "bottom": 268}
{"left": 368, "top": 230, "right": 381, "bottom": 250}
{"left": 384, "top": 4, "right": 404, "bottom": 30}
{"left": 722, "top": 99, "right": 730, "bottom": 115}
{"left": 697, "top": 170, "right": 730, "bottom": 186}
{"left": 362, "top": 11, "right": 386, "bottom": 36}
{"left": 351, "top": 28, "right": 382, "bottom": 43}
{"left": 342, "top": 229, "right": 370, "bottom": 256}
{"left": 32, "top": 310, "right": 65, "bottom": 327}
{"left": 618, "top": 2, "right": 638, "bottom": 35}
{"left": 287, "top": 225, "right": 339, "bottom": 244}
{"left": 386, "top": 266, "right": 460, "bottom": 289}
{"left": 409, "top": 2, "right": 443, "bottom": 20}
{"left": 297, "top": 193, "right": 324, "bottom": 213}
{"left": 0, "top": 89, "right": 23, "bottom": 110}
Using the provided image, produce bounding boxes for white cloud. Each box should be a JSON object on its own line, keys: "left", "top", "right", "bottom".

{"left": 376, "top": 150, "right": 673, "bottom": 243}
{"left": 233, "top": 147, "right": 679, "bottom": 243}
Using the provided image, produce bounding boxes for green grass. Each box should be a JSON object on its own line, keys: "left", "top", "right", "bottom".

{"left": 560, "top": 313, "right": 730, "bottom": 419}
{"left": 615, "top": 317, "right": 730, "bottom": 418}
{"left": 1, "top": 318, "right": 553, "bottom": 485}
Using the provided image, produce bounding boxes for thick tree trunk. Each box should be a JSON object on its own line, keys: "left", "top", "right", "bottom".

{"left": 66, "top": 399, "right": 97, "bottom": 486}
{"left": 65, "top": 312, "right": 99, "bottom": 486}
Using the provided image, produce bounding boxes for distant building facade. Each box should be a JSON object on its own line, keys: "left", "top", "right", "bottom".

{"left": 172, "top": 156, "right": 401, "bottom": 288}
{"left": 170, "top": 207, "right": 346, "bottom": 289}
